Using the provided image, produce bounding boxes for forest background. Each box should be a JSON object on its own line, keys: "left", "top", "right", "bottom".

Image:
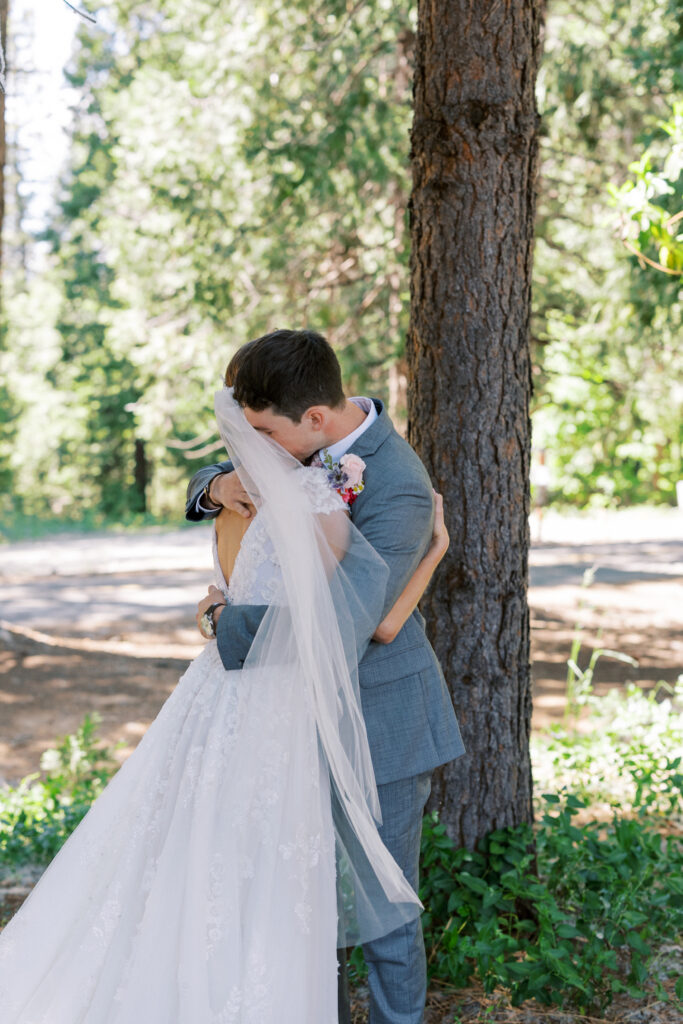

{"left": 1, "top": 3, "right": 682, "bottom": 1016}
{"left": 0, "top": 0, "right": 681, "bottom": 534}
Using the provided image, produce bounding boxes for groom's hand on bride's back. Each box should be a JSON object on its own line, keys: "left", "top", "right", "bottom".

{"left": 206, "top": 471, "right": 255, "bottom": 519}
{"left": 185, "top": 460, "right": 255, "bottom": 522}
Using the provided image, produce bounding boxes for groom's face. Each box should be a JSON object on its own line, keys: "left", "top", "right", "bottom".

{"left": 243, "top": 405, "right": 324, "bottom": 461}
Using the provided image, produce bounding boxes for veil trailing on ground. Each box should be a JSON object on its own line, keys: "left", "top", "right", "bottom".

{"left": 213, "top": 387, "right": 422, "bottom": 947}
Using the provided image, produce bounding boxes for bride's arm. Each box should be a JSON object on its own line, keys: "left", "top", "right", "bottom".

{"left": 372, "top": 492, "right": 448, "bottom": 645}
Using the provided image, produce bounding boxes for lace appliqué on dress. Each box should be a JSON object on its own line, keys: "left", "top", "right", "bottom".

{"left": 218, "top": 466, "right": 346, "bottom": 607}
{"left": 298, "top": 466, "right": 347, "bottom": 515}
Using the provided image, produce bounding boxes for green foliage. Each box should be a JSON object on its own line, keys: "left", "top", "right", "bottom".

{"left": 535, "top": 569, "right": 683, "bottom": 815}
{"left": 2, "top": 0, "right": 415, "bottom": 524}
{"left": 564, "top": 627, "right": 640, "bottom": 722}
{"left": 419, "top": 798, "right": 682, "bottom": 1012}
{"left": 0, "top": 322, "right": 22, "bottom": 503}
{"left": 0, "top": 506, "right": 188, "bottom": 543}
{"left": 3, "top": 0, "right": 682, "bottom": 523}
{"left": 534, "top": 674, "right": 683, "bottom": 817}
{"left": 533, "top": 0, "right": 683, "bottom": 508}
{"left": 608, "top": 102, "right": 683, "bottom": 274}
{"left": 351, "top": 670, "right": 683, "bottom": 1012}
{"left": 0, "top": 714, "right": 121, "bottom": 867}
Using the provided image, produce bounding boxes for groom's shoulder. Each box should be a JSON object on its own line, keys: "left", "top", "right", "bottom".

{"left": 365, "top": 404, "right": 431, "bottom": 490}
{"left": 379, "top": 422, "right": 424, "bottom": 467}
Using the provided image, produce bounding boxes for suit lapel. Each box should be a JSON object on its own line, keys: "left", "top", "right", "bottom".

{"left": 347, "top": 400, "right": 393, "bottom": 459}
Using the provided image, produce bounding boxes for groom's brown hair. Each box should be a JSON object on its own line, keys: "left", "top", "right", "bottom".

{"left": 232, "top": 329, "right": 345, "bottom": 422}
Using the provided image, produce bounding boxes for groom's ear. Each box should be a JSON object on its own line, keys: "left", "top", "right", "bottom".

{"left": 302, "top": 406, "right": 328, "bottom": 432}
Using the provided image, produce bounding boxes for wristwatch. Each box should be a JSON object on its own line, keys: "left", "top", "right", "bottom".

{"left": 199, "top": 602, "right": 225, "bottom": 639}
{"left": 203, "top": 477, "right": 222, "bottom": 509}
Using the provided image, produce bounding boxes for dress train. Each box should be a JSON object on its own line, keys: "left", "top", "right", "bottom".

{"left": 0, "top": 641, "right": 338, "bottom": 1023}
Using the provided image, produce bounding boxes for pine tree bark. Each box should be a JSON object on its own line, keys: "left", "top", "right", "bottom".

{"left": 407, "top": 0, "right": 543, "bottom": 848}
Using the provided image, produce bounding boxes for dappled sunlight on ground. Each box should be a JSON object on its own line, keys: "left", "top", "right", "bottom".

{"left": 0, "top": 511, "right": 680, "bottom": 783}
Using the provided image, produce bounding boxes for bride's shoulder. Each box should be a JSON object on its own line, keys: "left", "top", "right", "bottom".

{"left": 297, "top": 465, "right": 347, "bottom": 514}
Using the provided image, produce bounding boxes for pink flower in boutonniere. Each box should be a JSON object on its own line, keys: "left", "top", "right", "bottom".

{"left": 321, "top": 450, "right": 366, "bottom": 506}
{"left": 340, "top": 454, "right": 365, "bottom": 489}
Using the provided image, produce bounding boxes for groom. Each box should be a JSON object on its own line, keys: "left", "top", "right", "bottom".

{"left": 186, "top": 329, "right": 465, "bottom": 1024}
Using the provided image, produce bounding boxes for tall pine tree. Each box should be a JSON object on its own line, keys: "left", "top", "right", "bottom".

{"left": 408, "top": 0, "right": 543, "bottom": 846}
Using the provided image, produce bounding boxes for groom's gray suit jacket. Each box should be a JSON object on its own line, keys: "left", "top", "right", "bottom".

{"left": 185, "top": 400, "right": 465, "bottom": 785}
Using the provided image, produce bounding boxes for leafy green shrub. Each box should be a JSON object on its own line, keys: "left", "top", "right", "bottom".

{"left": 414, "top": 664, "right": 683, "bottom": 1011}
{"left": 533, "top": 674, "right": 683, "bottom": 817}
{"left": 0, "top": 714, "right": 121, "bottom": 867}
{"left": 420, "top": 795, "right": 683, "bottom": 1012}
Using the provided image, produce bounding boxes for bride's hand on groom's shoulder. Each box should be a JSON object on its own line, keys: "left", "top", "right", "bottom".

{"left": 210, "top": 471, "right": 256, "bottom": 519}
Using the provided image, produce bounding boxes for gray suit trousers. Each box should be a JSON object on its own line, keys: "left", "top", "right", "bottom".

{"left": 338, "top": 771, "right": 432, "bottom": 1024}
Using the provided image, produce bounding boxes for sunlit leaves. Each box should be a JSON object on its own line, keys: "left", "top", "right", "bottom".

{"left": 608, "top": 103, "right": 683, "bottom": 275}
{"left": 532, "top": 0, "right": 683, "bottom": 508}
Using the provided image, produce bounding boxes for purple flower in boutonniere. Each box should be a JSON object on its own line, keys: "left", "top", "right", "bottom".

{"left": 321, "top": 450, "right": 366, "bottom": 506}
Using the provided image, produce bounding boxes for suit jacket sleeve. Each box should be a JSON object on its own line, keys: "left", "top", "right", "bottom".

{"left": 215, "top": 602, "right": 268, "bottom": 671}
{"left": 184, "top": 458, "right": 234, "bottom": 521}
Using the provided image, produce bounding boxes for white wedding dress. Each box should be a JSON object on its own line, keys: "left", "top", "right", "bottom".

{"left": 0, "top": 388, "right": 421, "bottom": 1024}
{"left": 0, "top": 469, "right": 345, "bottom": 1024}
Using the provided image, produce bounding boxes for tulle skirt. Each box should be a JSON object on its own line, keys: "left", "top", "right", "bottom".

{"left": 0, "top": 641, "right": 339, "bottom": 1023}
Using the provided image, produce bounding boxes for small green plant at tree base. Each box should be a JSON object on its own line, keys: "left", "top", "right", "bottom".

{"left": 563, "top": 565, "right": 640, "bottom": 722}
{"left": 533, "top": 665, "right": 683, "bottom": 818}
{"left": 0, "top": 714, "right": 122, "bottom": 868}
{"left": 418, "top": 797, "right": 683, "bottom": 1013}
{"left": 538, "top": 565, "right": 683, "bottom": 816}
{"left": 565, "top": 643, "right": 640, "bottom": 723}
{"left": 451, "top": 1009, "right": 498, "bottom": 1024}
{"left": 420, "top": 619, "right": 683, "bottom": 1014}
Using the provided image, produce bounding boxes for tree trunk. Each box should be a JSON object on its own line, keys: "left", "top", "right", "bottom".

{"left": 133, "top": 438, "right": 149, "bottom": 514}
{"left": 407, "top": 0, "right": 543, "bottom": 849}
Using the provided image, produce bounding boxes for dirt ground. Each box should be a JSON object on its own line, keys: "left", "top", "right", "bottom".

{"left": 0, "top": 509, "right": 681, "bottom": 784}
{"left": 1, "top": 510, "right": 681, "bottom": 1022}
{"left": 0, "top": 597, "right": 680, "bottom": 785}
{"left": 351, "top": 976, "right": 683, "bottom": 1024}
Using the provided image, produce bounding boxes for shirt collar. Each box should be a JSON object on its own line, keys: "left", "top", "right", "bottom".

{"left": 321, "top": 397, "right": 378, "bottom": 463}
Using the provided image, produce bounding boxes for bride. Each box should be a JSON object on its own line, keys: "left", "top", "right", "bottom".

{"left": 0, "top": 384, "right": 449, "bottom": 1024}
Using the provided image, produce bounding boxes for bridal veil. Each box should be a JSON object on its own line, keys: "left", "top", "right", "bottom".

{"left": 212, "top": 386, "right": 422, "bottom": 947}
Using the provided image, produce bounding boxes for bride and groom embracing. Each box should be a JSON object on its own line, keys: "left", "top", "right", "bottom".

{"left": 0, "top": 328, "right": 464, "bottom": 1024}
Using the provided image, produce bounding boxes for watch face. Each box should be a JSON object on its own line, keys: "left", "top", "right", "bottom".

{"left": 200, "top": 611, "right": 214, "bottom": 638}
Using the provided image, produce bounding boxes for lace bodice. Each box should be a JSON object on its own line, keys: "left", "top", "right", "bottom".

{"left": 212, "top": 466, "right": 346, "bottom": 606}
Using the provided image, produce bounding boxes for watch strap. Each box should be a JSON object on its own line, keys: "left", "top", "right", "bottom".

{"left": 201, "top": 601, "right": 226, "bottom": 638}
{"left": 208, "top": 602, "right": 225, "bottom": 628}
{"left": 203, "top": 479, "right": 222, "bottom": 508}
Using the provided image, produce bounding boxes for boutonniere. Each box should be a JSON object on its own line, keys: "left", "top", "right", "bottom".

{"left": 321, "top": 450, "right": 366, "bottom": 506}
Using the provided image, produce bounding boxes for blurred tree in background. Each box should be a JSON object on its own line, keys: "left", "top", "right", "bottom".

{"left": 0, "top": 0, "right": 680, "bottom": 529}
{"left": 532, "top": 0, "right": 682, "bottom": 507}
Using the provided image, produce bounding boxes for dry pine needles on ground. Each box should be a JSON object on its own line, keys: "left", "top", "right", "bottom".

{"left": 352, "top": 972, "right": 683, "bottom": 1024}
